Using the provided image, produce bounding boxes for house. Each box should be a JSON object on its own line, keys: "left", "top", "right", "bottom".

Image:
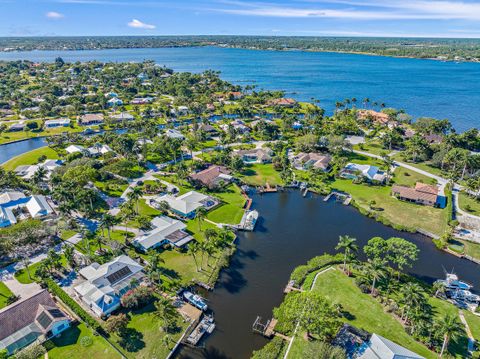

{"left": 189, "top": 165, "right": 232, "bottom": 189}
{"left": 78, "top": 113, "right": 104, "bottom": 126}
{"left": 198, "top": 123, "right": 218, "bottom": 137}
{"left": 0, "top": 290, "right": 71, "bottom": 355}
{"left": 234, "top": 148, "right": 273, "bottom": 164}
{"left": 105, "top": 91, "right": 118, "bottom": 98}
{"left": 392, "top": 182, "right": 442, "bottom": 207}
{"left": 165, "top": 129, "right": 185, "bottom": 140}
{"left": 341, "top": 163, "right": 387, "bottom": 183}
{"left": 226, "top": 91, "right": 243, "bottom": 100}
{"left": 221, "top": 120, "right": 250, "bottom": 134}
{"left": 133, "top": 216, "right": 193, "bottom": 251}
{"left": 293, "top": 152, "right": 332, "bottom": 171}
{"left": 14, "top": 159, "right": 63, "bottom": 180}
{"left": 156, "top": 191, "right": 218, "bottom": 218}
{"left": 65, "top": 144, "right": 86, "bottom": 154}
{"left": 424, "top": 133, "right": 443, "bottom": 144}
{"left": 0, "top": 192, "right": 54, "bottom": 228}
{"left": 107, "top": 97, "right": 123, "bottom": 107}
{"left": 87, "top": 144, "right": 112, "bottom": 156}
{"left": 110, "top": 112, "right": 134, "bottom": 122}
{"left": 131, "top": 97, "right": 154, "bottom": 105}
{"left": 359, "top": 333, "right": 424, "bottom": 359}
{"left": 9, "top": 122, "right": 25, "bottom": 131}
{"left": 176, "top": 106, "right": 189, "bottom": 116}
{"left": 268, "top": 98, "right": 297, "bottom": 107}
{"left": 44, "top": 118, "right": 70, "bottom": 128}
{"left": 357, "top": 109, "right": 396, "bottom": 127}
{"left": 74, "top": 255, "right": 144, "bottom": 317}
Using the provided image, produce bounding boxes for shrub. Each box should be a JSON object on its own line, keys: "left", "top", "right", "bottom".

{"left": 290, "top": 253, "right": 343, "bottom": 287}
{"left": 80, "top": 336, "right": 93, "bottom": 347}
{"left": 251, "top": 337, "right": 285, "bottom": 359}
{"left": 120, "top": 286, "right": 154, "bottom": 309}
{"left": 14, "top": 344, "right": 45, "bottom": 359}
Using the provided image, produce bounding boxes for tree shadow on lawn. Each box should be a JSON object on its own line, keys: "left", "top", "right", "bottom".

{"left": 118, "top": 328, "right": 145, "bottom": 353}
{"left": 48, "top": 325, "right": 81, "bottom": 347}
{"left": 241, "top": 169, "right": 257, "bottom": 177}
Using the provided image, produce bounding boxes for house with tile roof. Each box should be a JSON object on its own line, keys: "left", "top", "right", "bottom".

{"left": 392, "top": 182, "right": 443, "bottom": 207}
{"left": 0, "top": 290, "right": 70, "bottom": 355}
{"left": 189, "top": 165, "right": 233, "bottom": 189}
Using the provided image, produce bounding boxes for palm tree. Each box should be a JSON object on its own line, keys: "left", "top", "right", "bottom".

{"left": 154, "top": 298, "right": 178, "bottom": 333}
{"left": 127, "top": 186, "right": 143, "bottom": 214}
{"left": 399, "top": 282, "right": 425, "bottom": 324}
{"left": 362, "top": 259, "right": 387, "bottom": 295}
{"left": 99, "top": 213, "right": 118, "bottom": 241}
{"left": 187, "top": 241, "right": 201, "bottom": 271}
{"left": 436, "top": 314, "right": 464, "bottom": 357}
{"left": 196, "top": 207, "right": 208, "bottom": 231}
{"left": 335, "top": 235, "right": 358, "bottom": 274}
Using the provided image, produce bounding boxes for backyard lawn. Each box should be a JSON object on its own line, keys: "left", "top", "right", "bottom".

{"left": 2, "top": 146, "right": 60, "bottom": 170}
{"left": 331, "top": 178, "right": 448, "bottom": 236}
{"left": 238, "top": 163, "right": 283, "bottom": 186}
{"left": 207, "top": 184, "right": 246, "bottom": 224}
{"left": 458, "top": 192, "right": 480, "bottom": 216}
{"left": 45, "top": 323, "right": 121, "bottom": 359}
{"left": 0, "top": 282, "right": 14, "bottom": 309}
{"left": 307, "top": 268, "right": 468, "bottom": 359}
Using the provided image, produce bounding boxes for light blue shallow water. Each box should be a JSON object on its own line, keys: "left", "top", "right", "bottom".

{"left": 1, "top": 46, "right": 479, "bottom": 131}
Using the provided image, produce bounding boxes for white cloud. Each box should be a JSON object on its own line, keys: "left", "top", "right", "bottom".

{"left": 46, "top": 11, "right": 64, "bottom": 19}
{"left": 127, "top": 18, "right": 156, "bottom": 29}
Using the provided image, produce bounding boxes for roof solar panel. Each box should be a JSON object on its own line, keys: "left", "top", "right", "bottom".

{"left": 36, "top": 311, "right": 53, "bottom": 329}
{"left": 106, "top": 266, "right": 132, "bottom": 284}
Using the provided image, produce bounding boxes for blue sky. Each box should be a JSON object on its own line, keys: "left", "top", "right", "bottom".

{"left": 2, "top": 0, "right": 480, "bottom": 38}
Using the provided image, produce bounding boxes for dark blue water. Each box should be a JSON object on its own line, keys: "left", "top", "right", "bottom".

{"left": 0, "top": 47, "right": 479, "bottom": 131}
{"left": 0, "top": 137, "right": 47, "bottom": 164}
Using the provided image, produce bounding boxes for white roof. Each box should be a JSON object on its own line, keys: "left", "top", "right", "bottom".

{"left": 0, "top": 192, "right": 26, "bottom": 205}
{"left": 345, "top": 163, "right": 385, "bottom": 181}
{"left": 78, "top": 255, "right": 143, "bottom": 284}
{"left": 359, "top": 334, "right": 425, "bottom": 359}
{"left": 14, "top": 160, "right": 62, "bottom": 180}
{"left": 88, "top": 144, "right": 112, "bottom": 155}
{"left": 165, "top": 129, "right": 185, "bottom": 139}
{"left": 45, "top": 118, "right": 70, "bottom": 125}
{"left": 25, "top": 196, "right": 53, "bottom": 218}
{"left": 65, "top": 144, "right": 85, "bottom": 154}
{"left": 158, "top": 191, "right": 208, "bottom": 215}
{"left": 133, "top": 216, "right": 190, "bottom": 250}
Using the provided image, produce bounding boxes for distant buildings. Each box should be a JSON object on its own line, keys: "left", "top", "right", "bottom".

{"left": 131, "top": 97, "right": 154, "bottom": 105}
{"left": 165, "top": 129, "right": 185, "bottom": 140}
{"left": 14, "top": 159, "right": 63, "bottom": 180}
{"left": 44, "top": 118, "right": 71, "bottom": 128}
{"left": 268, "top": 98, "right": 297, "bottom": 107}
{"left": 0, "top": 290, "right": 71, "bottom": 355}
{"left": 110, "top": 112, "right": 134, "bottom": 122}
{"left": 9, "top": 122, "right": 26, "bottom": 132}
{"left": 74, "top": 255, "right": 144, "bottom": 317}
{"left": 189, "top": 165, "right": 232, "bottom": 189}
{"left": 234, "top": 148, "right": 273, "bottom": 164}
{"left": 78, "top": 113, "right": 104, "bottom": 126}
{"left": 356, "top": 109, "right": 397, "bottom": 128}
{"left": 0, "top": 191, "right": 54, "bottom": 228}
{"left": 155, "top": 191, "right": 218, "bottom": 218}
{"left": 65, "top": 144, "right": 112, "bottom": 156}
{"left": 133, "top": 216, "right": 193, "bottom": 251}
{"left": 107, "top": 97, "right": 123, "bottom": 107}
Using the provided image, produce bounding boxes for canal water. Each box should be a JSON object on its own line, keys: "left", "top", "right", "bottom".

{"left": 0, "top": 137, "right": 47, "bottom": 164}
{"left": 176, "top": 190, "right": 480, "bottom": 359}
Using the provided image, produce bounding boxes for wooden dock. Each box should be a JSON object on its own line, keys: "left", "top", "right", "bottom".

{"left": 283, "top": 280, "right": 303, "bottom": 294}
{"left": 252, "top": 316, "right": 278, "bottom": 338}
{"left": 258, "top": 182, "right": 278, "bottom": 193}
{"left": 324, "top": 191, "right": 351, "bottom": 205}
{"left": 264, "top": 319, "right": 278, "bottom": 337}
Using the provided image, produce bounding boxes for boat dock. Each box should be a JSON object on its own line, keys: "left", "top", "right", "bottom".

{"left": 283, "top": 280, "right": 303, "bottom": 294}
{"left": 252, "top": 316, "right": 278, "bottom": 338}
{"left": 238, "top": 209, "right": 259, "bottom": 231}
{"left": 185, "top": 314, "right": 216, "bottom": 346}
{"left": 258, "top": 182, "right": 278, "bottom": 193}
{"left": 324, "top": 190, "right": 352, "bottom": 205}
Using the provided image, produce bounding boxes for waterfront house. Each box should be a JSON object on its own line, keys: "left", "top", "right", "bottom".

{"left": 110, "top": 112, "right": 134, "bottom": 122}
{"left": 14, "top": 159, "right": 63, "bottom": 180}
{"left": 359, "top": 333, "right": 424, "bottom": 359}
{"left": 268, "top": 98, "right": 297, "bottom": 107}
{"left": 165, "top": 129, "right": 185, "bottom": 140}
{"left": 424, "top": 133, "right": 443, "bottom": 145}
{"left": 0, "top": 290, "right": 71, "bottom": 355}
{"left": 74, "top": 255, "right": 144, "bottom": 317}
{"left": 189, "top": 165, "right": 232, "bottom": 189}
{"left": 293, "top": 152, "right": 332, "bottom": 171}
{"left": 155, "top": 191, "right": 218, "bottom": 218}
{"left": 65, "top": 144, "right": 86, "bottom": 154}
{"left": 341, "top": 163, "right": 387, "bottom": 183}
{"left": 9, "top": 122, "right": 25, "bottom": 132}
{"left": 221, "top": 120, "right": 250, "bottom": 134}
{"left": 44, "top": 118, "right": 71, "bottom": 128}
{"left": 87, "top": 144, "right": 112, "bottom": 156}
{"left": 357, "top": 109, "right": 398, "bottom": 128}
{"left": 198, "top": 123, "right": 218, "bottom": 137}
{"left": 392, "top": 182, "right": 442, "bottom": 207}
{"left": 78, "top": 113, "right": 104, "bottom": 126}
{"left": 0, "top": 191, "right": 54, "bottom": 228}
{"left": 234, "top": 148, "right": 273, "bottom": 164}
{"left": 133, "top": 216, "right": 193, "bottom": 251}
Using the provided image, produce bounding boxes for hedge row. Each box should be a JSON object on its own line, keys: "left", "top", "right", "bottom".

{"left": 289, "top": 253, "right": 343, "bottom": 287}
{"left": 44, "top": 278, "right": 103, "bottom": 333}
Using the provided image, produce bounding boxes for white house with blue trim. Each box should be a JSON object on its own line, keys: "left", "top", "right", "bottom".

{"left": 0, "top": 192, "right": 54, "bottom": 228}
{"left": 133, "top": 216, "right": 193, "bottom": 251}
{"left": 155, "top": 191, "right": 218, "bottom": 218}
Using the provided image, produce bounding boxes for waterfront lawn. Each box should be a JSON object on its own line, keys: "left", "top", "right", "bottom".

{"left": 463, "top": 310, "right": 480, "bottom": 341}
{"left": 238, "top": 163, "right": 283, "bottom": 186}
{"left": 45, "top": 323, "right": 120, "bottom": 359}
{"left": 0, "top": 282, "right": 14, "bottom": 309}
{"left": 207, "top": 184, "right": 246, "bottom": 224}
{"left": 458, "top": 239, "right": 480, "bottom": 260}
{"left": 458, "top": 192, "right": 480, "bottom": 215}
{"left": 309, "top": 269, "right": 445, "bottom": 359}
{"left": 2, "top": 146, "right": 60, "bottom": 171}
{"left": 112, "top": 303, "right": 188, "bottom": 359}
{"left": 331, "top": 179, "right": 448, "bottom": 236}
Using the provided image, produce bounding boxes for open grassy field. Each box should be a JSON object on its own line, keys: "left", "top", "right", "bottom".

{"left": 458, "top": 192, "right": 480, "bottom": 216}
{"left": 331, "top": 178, "right": 448, "bottom": 236}
{"left": 0, "top": 281, "right": 14, "bottom": 309}
{"left": 302, "top": 268, "right": 470, "bottom": 359}
{"left": 14, "top": 255, "right": 67, "bottom": 284}
{"left": 45, "top": 323, "right": 121, "bottom": 359}
{"left": 238, "top": 163, "right": 283, "bottom": 186}
{"left": 111, "top": 303, "right": 188, "bottom": 359}
{"left": 207, "top": 184, "right": 246, "bottom": 224}
{"left": 2, "top": 146, "right": 60, "bottom": 170}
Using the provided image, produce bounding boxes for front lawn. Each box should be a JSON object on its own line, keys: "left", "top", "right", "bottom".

{"left": 207, "top": 184, "right": 246, "bottom": 224}
{"left": 2, "top": 146, "right": 60, "bottom": 170}
{"left": 15, "top": 256, "right": 67, "bottom": 284}
{"left": 393, "top": 168, "right": 437, "bottom": 187}
{"left": 238, "top": 163, "right": 283, "bottom": 186}
{"left": 94, "top": 180, "right": 129, "bottom": 197}
{"left": 0, "top": 282, "right": 14, "bottom": 309}
{"left": 458, "top": 192, "right": 480, "bottom": 216}
{"left": 45, "top": 323, "right": 120, "bottom": 359}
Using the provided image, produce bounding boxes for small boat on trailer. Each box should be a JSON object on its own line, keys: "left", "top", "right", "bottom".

{"left": 183, "top": 291, "right": 208, "bottom": 311}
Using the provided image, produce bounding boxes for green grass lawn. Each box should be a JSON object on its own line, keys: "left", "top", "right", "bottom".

{"left": 15, "top": 256, "right": 67, "bottom": 284}
{"left": 94, "top": 180, "right": 129, "bottom": 197}
{"left": 309, "top": 269, "right": 467, "bottom": 359}
{"left": 392, "top": 168, "right": 437, "bottom": 187}
{"left": 458, "top": 239, "right": 480, "bottom": 260}
{"left": 463, "top": 310, "right": 480, "bottom": 341}
{"left": 60, "top": 229, "right": 78, "bottom": 241}
{"left": 127, "top": 199, "right": 162, "bottom": 228}
{"left": 207, "top": 184, "right": 246, "bottom": 224}
{"left": 238, "top": 163, "right": 283, "bottom": 186}
{"left": 2, "top": 146, "right": 60, "bottom": 170}
{"left": 45, "top": 323, "right": 121, "bottom": 359}
{"left": 112, "top": 302, "right": 188, "bottom": 359}
{"left": 353, "top": 141, "right": 386, "bottom": 156}
{"left": 331, "top": 178, "right": 448, "bottom": 236}
{"left": 392, "top": 154, "right": 445, "bottom": 177}
{"left": 0, "top": 282, "right": 14, "bottom": 309}
{"left": 458, "top": 192, "right": 480, "bottom": 215}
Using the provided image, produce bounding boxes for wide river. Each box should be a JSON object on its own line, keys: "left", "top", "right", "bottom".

{"left": 176, "top": 191, "right": 480, "bottom": 359}
{"left": 1, "top": 47, "right": 480, "bottom": 131}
